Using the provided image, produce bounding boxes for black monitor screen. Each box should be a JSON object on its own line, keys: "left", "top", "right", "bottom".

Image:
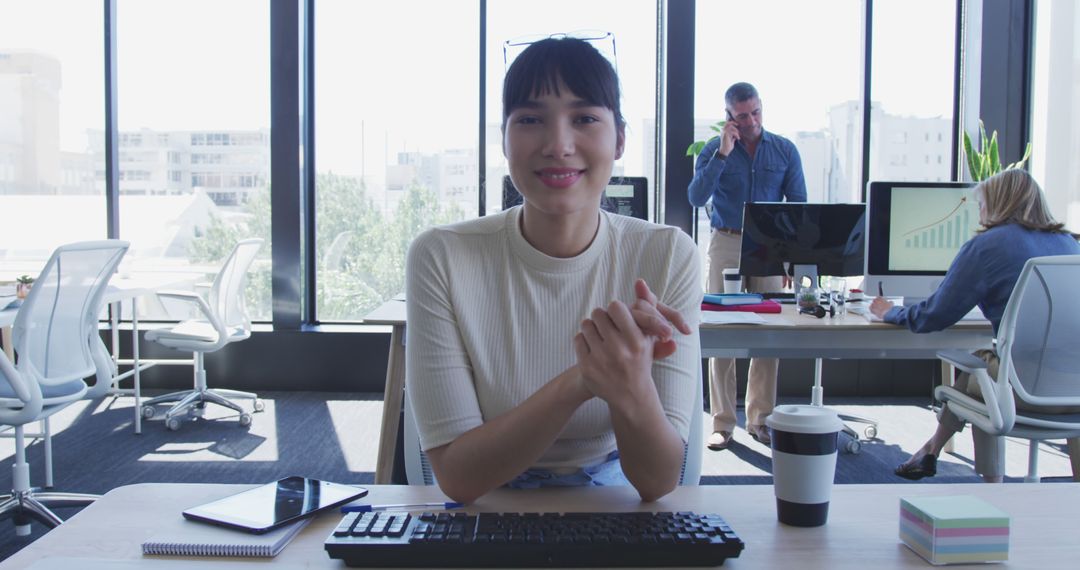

{"left": 739, "top": 202, "right": 866, "bottom": 277}
{"left": 502, "top": 175, "right": 648, "bottom": 220}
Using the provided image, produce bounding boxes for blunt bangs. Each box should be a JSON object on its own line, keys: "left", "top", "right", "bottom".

{"left": 502, "top": 38, "right": 623, "bottom": 128}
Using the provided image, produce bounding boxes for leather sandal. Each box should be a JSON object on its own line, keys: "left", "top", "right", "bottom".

{"left": 894, "top": 454, "right": 937, "bottom": 480}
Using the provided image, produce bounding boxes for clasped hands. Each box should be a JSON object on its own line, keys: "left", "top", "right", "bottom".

{"left": 572, "top": 279, "right": 691, "bottom": 404}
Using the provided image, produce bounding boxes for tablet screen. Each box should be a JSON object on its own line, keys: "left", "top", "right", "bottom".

{"left": 183, "top": 476, "right": 367, "bottom": 533}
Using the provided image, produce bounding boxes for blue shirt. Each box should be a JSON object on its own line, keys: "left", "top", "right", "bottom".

{"left": 687, "top": 130, "right": 807, "bottom": 231}
{"left": 885, "top": 223, "right": 1080, "bottom": 335}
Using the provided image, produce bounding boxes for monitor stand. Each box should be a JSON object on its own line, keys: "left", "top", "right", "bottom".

{"left": 793, "top": 264, "right": 818, "bottom": 296}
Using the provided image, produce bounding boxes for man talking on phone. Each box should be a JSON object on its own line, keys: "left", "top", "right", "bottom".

{"left": 688, "top": 82, "right": 806, "bottom": 452}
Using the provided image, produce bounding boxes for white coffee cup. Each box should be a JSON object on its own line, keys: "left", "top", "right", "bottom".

{"left": 766, "top": 405, "right": 844, "bottom": 527}
{"left": 722, "top": 268, "right": 741, "bottom": 294}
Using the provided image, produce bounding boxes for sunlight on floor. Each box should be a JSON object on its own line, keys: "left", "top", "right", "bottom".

{"left": 325, "top": 399, "right": 383, "bottom": 473}
{"left": 138, "top": 398, "right": 279, "bottom": 462}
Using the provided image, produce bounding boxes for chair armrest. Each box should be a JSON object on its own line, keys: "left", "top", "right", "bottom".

{"left": 154, "top": 290, "right": 228, "bottom": 342}
{"left": 155, "top": 289, "right": 202, "bottom": 301}
{"left": 0, "top": 350, "right": 31, "bottom": 403}
{"left": 937, "top": 349, "right": 988, "bottom": 373}
{"left": 934, "top": 366, "right": 1014, "bottom": 436}
{"left": 85, "top": 334, "right": 116, "bottom": 399}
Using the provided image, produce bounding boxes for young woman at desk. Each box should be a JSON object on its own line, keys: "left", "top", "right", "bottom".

{"left": 870, "top": 169, "right": 1080, "bottom": 481}
{"left": 404, "top": 37, "right": 700, "bottom": 503}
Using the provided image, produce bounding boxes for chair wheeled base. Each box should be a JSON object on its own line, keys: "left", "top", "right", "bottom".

{"left": 0, "top": 489, "right": 100, "bottom": 536}
{"left": 140, "top": 353, "right": 264, "bottom": 431}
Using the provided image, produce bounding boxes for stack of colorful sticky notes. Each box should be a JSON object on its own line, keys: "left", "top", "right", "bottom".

{"left": 899, "top": 495, "right": 1009, "bottom": 565}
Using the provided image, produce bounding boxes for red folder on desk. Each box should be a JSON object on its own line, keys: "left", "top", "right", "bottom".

{"left": 701, "top": 299, "right": 782, "bottom": 314}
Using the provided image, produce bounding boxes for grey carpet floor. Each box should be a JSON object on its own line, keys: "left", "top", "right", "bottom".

{"left": 0, "top": 392, "right": 1074, "bottom": 561}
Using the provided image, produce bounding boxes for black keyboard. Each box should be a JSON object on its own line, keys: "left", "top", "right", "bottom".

{"left": 324, "top": 510, "right": 745, "bottom": 567}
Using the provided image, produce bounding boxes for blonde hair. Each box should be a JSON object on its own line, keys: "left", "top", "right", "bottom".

{"left": 976, "top": 170, "right": 1076, "bottom": 236}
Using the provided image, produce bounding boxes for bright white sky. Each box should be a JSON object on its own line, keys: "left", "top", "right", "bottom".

{"left": 1, "top": 0, "right": 957, "bottom": 178}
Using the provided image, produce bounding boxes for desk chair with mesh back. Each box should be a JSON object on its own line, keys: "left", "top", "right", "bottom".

{"left": 141, "top": 238, "right": 264, "bottom": 431}
{"left": 0, "top": 240, "right": 128, "bottom": 536}
{"left": 936, "top": 255, "right": 1080, "bottom": 482}
{"left": 403, "top": 368, "right": 704, "bottom": 486}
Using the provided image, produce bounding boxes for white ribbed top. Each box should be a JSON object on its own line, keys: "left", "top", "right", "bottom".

{"left": 405, "top": 207, "right": 701, "bottom": 469}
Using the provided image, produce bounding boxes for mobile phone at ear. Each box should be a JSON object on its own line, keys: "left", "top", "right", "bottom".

{"left": 182, "top": 476, "right": 368, "bottom": 534}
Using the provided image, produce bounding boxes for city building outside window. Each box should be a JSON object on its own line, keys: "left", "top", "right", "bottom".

{"left": 0, "top": 1, "right": 105, "bottom": 276}
{"left": 313, "top": 0, "right": 478, "bottom": 322}
{"left": 1031, "top": 0, "right": 1080, "bottom": 231}
{"left": 115, "top": 0, "right": 271, "bottom": 320}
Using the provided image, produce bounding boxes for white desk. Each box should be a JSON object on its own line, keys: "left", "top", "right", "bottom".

{"left": 2, "top": 482, "right": 1078, "bottom": 568}
{"left": 0, "top": 273, "right": 197, "bottom": 434}
{"left": 699, "top": 304, "right": 993, "bottom": 359}
{"left": 365, "top": 300, "right": 994, "bottom": 483}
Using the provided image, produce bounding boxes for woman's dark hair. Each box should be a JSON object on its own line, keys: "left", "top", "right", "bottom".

{"left": 501, "top": 37, "right": 625, "bottom": 130}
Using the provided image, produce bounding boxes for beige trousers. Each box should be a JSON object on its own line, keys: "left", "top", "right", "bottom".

{"left": 707, "top": 230, "right": 783, "bottom": 433}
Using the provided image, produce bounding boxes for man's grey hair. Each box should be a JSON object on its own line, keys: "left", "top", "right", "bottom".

{"left": 724, "top": 82, "right": 759, "bottom": 107}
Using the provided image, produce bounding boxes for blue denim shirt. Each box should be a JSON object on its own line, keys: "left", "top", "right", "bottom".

{"left": 885, "top": 224, "right": 1080, "bottom": 335}
{"left": 687, "top": 130, "right": 807, "bottom": 231}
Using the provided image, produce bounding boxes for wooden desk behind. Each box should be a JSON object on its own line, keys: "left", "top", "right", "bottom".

{"left": 3, "top": 482, "right": 1077, "bottom": 569}
{"left": 366, "top": 299, "right": 993, "bottom": 483}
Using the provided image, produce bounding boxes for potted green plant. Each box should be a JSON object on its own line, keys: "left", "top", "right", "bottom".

{"left": 797, "top": 287, "right": 820, "bottom": 309}
{"left": 685, "top": 121, "right": 727, "bottom": 160}
{"left": 962, "top": 119, "right": 1031, "bottom": 181}
{"left": 15, "top": 275, "right": 34, "bottom": 299}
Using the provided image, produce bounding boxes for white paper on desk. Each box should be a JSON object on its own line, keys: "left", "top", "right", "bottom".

{"left": 701, "top": 312, "right": 766, "bottom": 325}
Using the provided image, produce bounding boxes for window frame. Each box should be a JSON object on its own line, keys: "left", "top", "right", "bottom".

{"left": 86, "top": 0, "right": 1019, "bottom": 330}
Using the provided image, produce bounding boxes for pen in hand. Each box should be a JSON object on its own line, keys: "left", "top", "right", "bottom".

{"left": 341, "top": 501, "right": 464, "bottom": 513}
{"left": 878, "top": 282, "right": 884, "bottom": 297}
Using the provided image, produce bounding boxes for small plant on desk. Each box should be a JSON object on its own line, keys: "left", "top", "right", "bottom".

{"left": 15, "top": 275, "right": 34, "bottom": 299}
{"left": 797, "top": 288, "right": 820, "bottom": 309}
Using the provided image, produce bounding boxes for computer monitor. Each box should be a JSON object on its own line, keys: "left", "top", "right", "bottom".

{"left": 739, "top": 202, "right": 866, "bottom": 294}
{"left": 501, "top": 175, "right": 648, "bottom": 220}
{"left": 865, "top": 181, "right": 977, "bottom": 304}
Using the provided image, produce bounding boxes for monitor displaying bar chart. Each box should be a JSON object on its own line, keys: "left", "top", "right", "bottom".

{"left": 887, "top": 185, "right": 979, "bottom": 272}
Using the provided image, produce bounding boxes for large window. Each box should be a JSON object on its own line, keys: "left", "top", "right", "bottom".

{"left": 116, "top": 0, "right": 271, "bottom": 320}
{"left": 314, "top": 1, "right": 478, "bottom": 322}
{"left": 693, "top": 0, "right": 862, "bottom": 285}
{"left": 0, "top": 1, "right": 104, "bottom": 277}
{"left": 1031, "top": 0, "right": 1080, "bottom": 231}
{"left": 869, "top": 0, "right": 957, "bottom": 188}
{"left": 486, "top": 1, "right": 660, "bottom": 217}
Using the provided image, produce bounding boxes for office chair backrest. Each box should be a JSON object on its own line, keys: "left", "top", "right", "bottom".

{"left": 13, "top": 240, "right": 129, "bottom": 388}
{"left": 209, "top": 238, "right": 263, "bottom": 330}
{"left": 999, "top": 255, "right": 1080, "bottom": 408}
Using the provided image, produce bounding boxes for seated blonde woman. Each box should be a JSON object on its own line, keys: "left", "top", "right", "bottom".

{"left": 870, "top": 169, "right": 1080, "bottom": 481}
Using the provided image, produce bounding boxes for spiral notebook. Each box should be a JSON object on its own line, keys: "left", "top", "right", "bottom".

{"left": 142, "top": 516, "right": 311, "bottom": 557}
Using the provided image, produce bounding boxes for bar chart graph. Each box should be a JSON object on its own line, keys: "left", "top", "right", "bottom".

{"left": 889, "top": 187, "right": 980, "bottom": 272}
{"left": 903, "top": 206, "right": 971, "bottom": 249}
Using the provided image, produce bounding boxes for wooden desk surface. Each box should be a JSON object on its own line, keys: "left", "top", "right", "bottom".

{"left": 3, "top": 482, "right": 1077, "bottom": 569}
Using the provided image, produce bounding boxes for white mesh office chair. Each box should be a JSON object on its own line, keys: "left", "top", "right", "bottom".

{"left": 141, "top": 238, "right": 264, "bottom": 431}
{"left": 936, "top": 255, "right": 1080, "bottom": 482}
{"left": 0, "top": 240, "right": 128, "bottom": 535}
{"left": 402, "top": 368, "right": 704, "bottom": 486}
